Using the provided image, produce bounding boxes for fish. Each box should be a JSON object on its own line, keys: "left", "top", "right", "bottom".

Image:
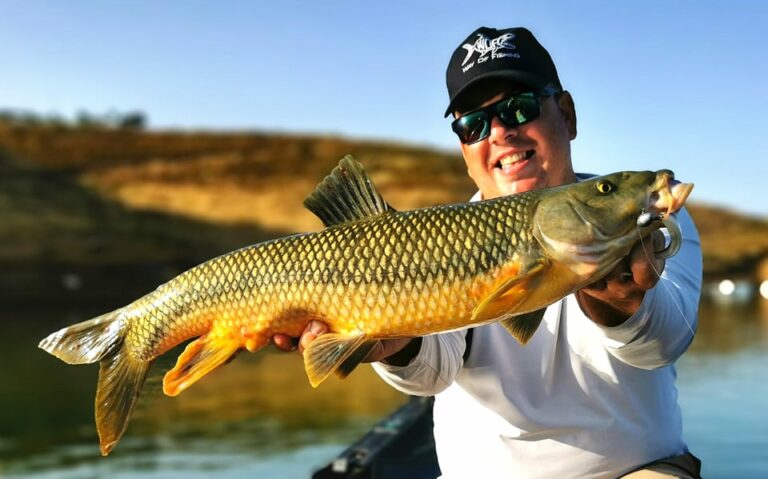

{"left": 39, "top": 155, "right": 693, "bottom": 456}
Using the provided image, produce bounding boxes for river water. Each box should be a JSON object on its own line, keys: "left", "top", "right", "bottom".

{"left": 1, "top": 301, "right": 766, "bottom": 478}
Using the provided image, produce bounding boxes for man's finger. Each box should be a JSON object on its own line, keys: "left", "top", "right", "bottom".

{"left": 629, "top": 232, "right": 665, "bottom": 289}
{"left": 272, "top": 334, "right": 299, "bottom": 351}
{"left": 299, "top": 320, "right": 329, "bottom": 354}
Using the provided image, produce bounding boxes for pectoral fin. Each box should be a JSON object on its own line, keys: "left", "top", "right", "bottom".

{"left": 471, "top": 258, "right": 548, "bottom": 326}
{"left": 499, "top": 307, "right": 547, "bottom": 345}
{"left": 163, "top": 335, "right": 241, "bottom": 397}
{"left": 303, "top": 333, "right": 377, "bottom": 388}
{"left": 472, "top": 259, "right": 549, "bottom": 344}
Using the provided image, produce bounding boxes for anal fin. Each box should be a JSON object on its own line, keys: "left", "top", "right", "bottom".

{"left": 163, "top": 335, "right": 241, "bottom": 397}
{"left": 303, "top": 333, "right": 375, "bottom": 388}
{"left": 335, "top": 339, "right": 378, "bottom": 379}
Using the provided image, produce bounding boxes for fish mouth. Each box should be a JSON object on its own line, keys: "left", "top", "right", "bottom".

{"left": 640, "top": 170, "right": 693, "bottom": 259}
{"left": 493, "top": 150, "right": 535, "bottom": 172}
{"left": 647, "top": 170, "right": 693, "bottom": 219}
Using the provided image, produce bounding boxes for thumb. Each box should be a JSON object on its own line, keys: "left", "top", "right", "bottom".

{"left": 299, "top": 320, "right": 329, "bottom": 354}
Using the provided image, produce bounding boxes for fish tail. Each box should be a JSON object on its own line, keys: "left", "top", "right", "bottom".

{"left": 95, "top": 342, "right": 150, "bottom": 456}
{"left": 39, "top": 310, "right": 124, "bottom": 365}
{"left": 39, "top": 309, "right": 150, "bottom": 456}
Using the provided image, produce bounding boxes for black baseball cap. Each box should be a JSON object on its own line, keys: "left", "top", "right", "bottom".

{"left": 444, "top": 27, "right": 562, "bottom": 117}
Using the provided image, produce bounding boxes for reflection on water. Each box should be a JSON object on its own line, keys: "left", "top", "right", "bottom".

{"left": 678, "top": 300, "right": 768, "bottom": 478}
{"left": 689, "top": 299, "right": 768, "bottom": 352}
{"left": 2, "top": 301, "right": 767, "bottom": 478}
{"left": 1, "top": 305, "right": 405, "bottom": 478}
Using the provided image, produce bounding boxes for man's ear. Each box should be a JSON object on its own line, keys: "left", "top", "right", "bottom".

{"left": 557, "top": 91, "right": 577, "bottom": 140}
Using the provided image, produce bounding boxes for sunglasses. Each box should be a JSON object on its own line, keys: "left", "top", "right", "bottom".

{"left": 451, "top": 91, "right": 552, "bottom": 144}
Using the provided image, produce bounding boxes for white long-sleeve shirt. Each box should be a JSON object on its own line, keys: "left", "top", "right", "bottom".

{"left": 373, "top": 201, "right": 702, "bottom": 479}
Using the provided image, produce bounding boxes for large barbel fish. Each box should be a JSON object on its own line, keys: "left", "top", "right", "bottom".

{"left": 39, "top": 156, "right": 692, "bottom": 455}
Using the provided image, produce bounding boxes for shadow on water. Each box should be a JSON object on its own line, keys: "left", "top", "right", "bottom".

{"left": 2, "top": 300, "right": 767, "bottom": 478}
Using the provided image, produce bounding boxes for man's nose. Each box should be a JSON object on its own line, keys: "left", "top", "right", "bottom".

{"left": 488, "top": 116, "right": 517, "bottom": 143}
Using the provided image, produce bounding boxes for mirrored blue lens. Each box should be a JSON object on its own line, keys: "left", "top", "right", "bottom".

{"left": 451, "top": 92, "right": 542, "bottom": 144}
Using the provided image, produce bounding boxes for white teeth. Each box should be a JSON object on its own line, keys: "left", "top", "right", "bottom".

{"left": 499, "top": 151, "right": 530, "bottom": 168}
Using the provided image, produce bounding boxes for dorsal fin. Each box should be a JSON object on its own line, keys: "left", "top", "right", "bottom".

{"left": 303, "top": 155, "right": 395, "bottom": 227}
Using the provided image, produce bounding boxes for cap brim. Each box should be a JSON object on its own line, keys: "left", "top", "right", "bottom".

{"left": 444, "top": 71, "right": 549, "bottom": 117}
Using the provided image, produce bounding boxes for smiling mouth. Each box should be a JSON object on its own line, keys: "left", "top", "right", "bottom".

{"left": 496, "top": 150, "right": 534, "bottom": 170}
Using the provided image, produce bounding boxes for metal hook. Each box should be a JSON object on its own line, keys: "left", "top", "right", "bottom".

{"left": 637, "top": 209, "right": 663, "bottom": 228}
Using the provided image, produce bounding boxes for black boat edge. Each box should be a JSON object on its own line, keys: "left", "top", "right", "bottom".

{"left": 312, "top": 396, "right": 441, "bottom": 479}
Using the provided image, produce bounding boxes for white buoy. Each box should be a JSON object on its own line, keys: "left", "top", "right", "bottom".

{"left": 760, "top": 280, "right": 768, "bottom": 300}
{"left": 718, "top": 279, "right": 736, "bottom": 296}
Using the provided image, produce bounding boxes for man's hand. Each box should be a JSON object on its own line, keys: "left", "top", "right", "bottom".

{"left": 272, "top": 320, "right": 418, "bottom": 365}
{"left": 576, "top": 230, "right": 666, "bottom": 327}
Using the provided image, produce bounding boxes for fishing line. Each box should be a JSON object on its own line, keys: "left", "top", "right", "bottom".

{"left": 635, "top": 224, "right": 696, "bottom": 337}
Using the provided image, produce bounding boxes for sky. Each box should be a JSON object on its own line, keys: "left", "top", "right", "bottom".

{"left": 2, "top": 0, "right": 767, "bottom": 216}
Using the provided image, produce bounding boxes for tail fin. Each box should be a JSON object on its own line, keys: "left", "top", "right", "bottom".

{"left": 95, "top": 346, "right": 150, "bottom": 455}
{"left": 39, "top": 310, "right": 150, "bottom": 456}
{"left": 39, "top": 311, "right": 124, "bottom": 364}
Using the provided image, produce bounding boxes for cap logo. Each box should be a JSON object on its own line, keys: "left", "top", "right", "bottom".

{"left": 460, "top": 32, "right": 520, "bottom": 73}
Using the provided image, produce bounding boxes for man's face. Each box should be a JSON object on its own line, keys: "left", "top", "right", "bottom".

{"left": 455, "top": 85, "right": 578, "bottom": 199}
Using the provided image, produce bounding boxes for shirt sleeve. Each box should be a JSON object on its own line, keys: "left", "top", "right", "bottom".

{"left": 598, "top": 207, "right": 702, "bottom": 369}
{"left": 371, "top": 330, "right": 467, "bottom": 396}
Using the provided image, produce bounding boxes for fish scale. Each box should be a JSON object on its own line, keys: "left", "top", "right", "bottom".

{"left": 125, "top": 200, "right": 520, "bottom": 359}
{"left": 38, "top": 156, "right": 693, "bottom": 456}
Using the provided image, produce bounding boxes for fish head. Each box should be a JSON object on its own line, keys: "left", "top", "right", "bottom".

{"left": 532, "top": 170, "right": 693, "bottom": 277}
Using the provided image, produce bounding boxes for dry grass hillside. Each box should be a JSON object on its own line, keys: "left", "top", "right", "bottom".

{"left": 1, "top": 121, "right": 766, "bottom": 305}
{"left": 686, "top": 203, "right": 768, "bottom": 277}
{"left": 0, "top": 123, "right": 475, "bottom": 232}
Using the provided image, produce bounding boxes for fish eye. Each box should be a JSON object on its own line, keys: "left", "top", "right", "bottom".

{"left": 597, "top": 181, "right": 614, "bottom": 194}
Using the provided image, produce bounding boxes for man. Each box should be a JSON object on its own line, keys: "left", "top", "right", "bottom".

{"left": 275, "top": 27, "right": 702, "bottom": 478}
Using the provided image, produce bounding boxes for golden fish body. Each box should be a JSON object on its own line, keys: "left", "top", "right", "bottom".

{"left": 130, "top": 198, "right": 536, "bottom": 355}
{"left": 39, "top": 156, "right": 693, "bottom": 456}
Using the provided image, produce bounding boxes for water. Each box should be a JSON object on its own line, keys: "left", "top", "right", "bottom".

{"left": 677, "top": 302, "right": 768, "bottom": 478}
{"left": 2, "top": 301, "right": 766, "bottom": 478}
{"left": 1, "top": 305, "right": 406, "bottom": 479}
